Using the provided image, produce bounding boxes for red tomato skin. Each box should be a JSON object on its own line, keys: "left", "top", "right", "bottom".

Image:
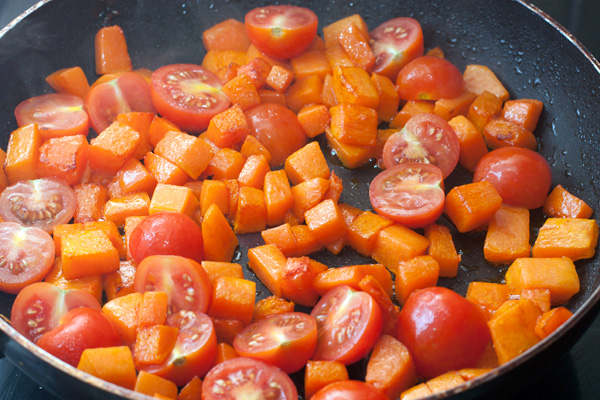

{"left": 473, "top": 147, "right": 552, "bottom": 209}
{"left": 150, "top": 64, "right": 229, "bottom": 133}
{"left": 245, "top": 5, "right": 318, "bottom": 60}
{"left": 396, "top": 56, "right": 465, "bottom": 100}
{"left": 245, "top": 103, "right": 308, "bottom": 166}
{"left": 11, "top": 282, "right": 102, "bottom": 343}
{"left": 202, "top": 357, "right": 298, "bottom": 400}
{"left": 311, "top": 380, "right": 388, "bottom": 400}
{"left": 36, "top": 307, "right": 122, "bottom": 367}
{"left": 129, "top": 211, "right": 204, "bottom": 264}
{"left": 310, "top": 285, "right": 383, "bottom": 365}
{"left": 369, "top": 163, "right": 445, "bottom": 229}
{"left": 396, "top": 287, "right": 490, "bottom": 379}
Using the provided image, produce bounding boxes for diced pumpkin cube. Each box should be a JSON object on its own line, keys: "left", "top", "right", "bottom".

{"left": 61, "top": 229, "right": 120, "bottom": 279}
{"left": 395, "top": 256, "right": 440, "bottom": 305}
{"left": 532, "top": 218, "right": 599, "bottom": 261}
{"left": 445, "top": 181, "right": 503, "bottom": 233}
{"left": 371, "top": 224, "right": 430, "bottom": 272}
{"left": 78, "top": 346, "right": 137, "bottom": 390}
{"left": 484, "top": 205, "right": 531, "bottom": 264}
{"left": 208, "top": 277, "right": 256, "bottom": 326}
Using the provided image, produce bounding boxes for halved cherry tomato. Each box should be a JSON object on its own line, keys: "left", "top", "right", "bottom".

{"left": 245, "top": 5, "right": 318, "bottom": 60}
{"left": 14, "top": 93, "right": 89, "bottom": 139}
{"left": 0, "top": 222, "right": 55, "bottom": 294}
{"left": 396, "top": 56, "right": 464, "bottom": 100}
{"left": 85, "top": 71, "right": 156, "bottom": 133}
{"left": 396, "top": 287, "right": 490, "bottom": 379}
{"left": 233, "top": 312, "right": 317, "bottom": 373}
{"left": 245, "top": 103, "right": 308, "bottom": 166}
{"left": 134, "top": 255, "right": 212, "bottom": 314}
{"left": 202, "top": 357, "right": 298, "bottom": 400}
{"left": 150, "top": 63, "right": 229, "bottom": 133}
{"left": 370, "top": 17, "right": 424, "bottom": 81}
{"left": 473, "top": 147, "right": 552, "bottom": 209}
{"left": 11, "top": 282, "right": 101, "bottom": 342}
{"left": 128, "top": 211, "right": 205, "bottom": 264}
{"left": 310, "top": 285, "right": 382, "bottom": 365}
{"left": 311, "top": 380, "right": 388, "bottom": 400}
{"left": 382, "top": 113, "right": 460, "bottom": 178}
{"left": 36, "top": 307, "right": 122, "bottom": 366}
{"left": 141, "top": 310, "right": 217, "bottom": 385}
{"left": 369, "top": 163, "right": 445, "bottom": 229}
{"left": 0, "top": 177, "right": 76, "bottom": 233}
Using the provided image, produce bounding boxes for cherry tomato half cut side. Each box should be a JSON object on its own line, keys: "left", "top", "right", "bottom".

{"left": 245, "top": 5, "right": 318, "bottom": 60}
{"left": 369, "top": 163, "right": 445, "bottom": 229}
{"left": 151, "top": 64, "right": 229, "bottom": 133}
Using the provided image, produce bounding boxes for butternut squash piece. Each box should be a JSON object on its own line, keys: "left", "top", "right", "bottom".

{"left": 247, "top": 244, "right": 287, "bottom": 298}
{"left": 266, "top": 65, "right": 294, "bottom": 92}
{"left": 501, "top": 98, "right": 544, "bottom": 132}
{"left": 4, "top": 123, "right": 41, "bottom": 183}
{"left": 484, "top": 205, "right": 531, "bottom": 264}
{"left": 264, "top": 169, "right": 294, "bottom": 227}
{"left": 253, "top": 295, "right": 296, "bottom": 321}
{"left": 37, "top": 134, "right": 89, "bottom": 186}
{"left": 372, "top": 224, "right": 430, "bottom": 272}
{"left": 103, "top": 260, "right": 137, "bottom": 301}
{"left": 45, "top": 66, "right": 90, "bottom": 99}
{"left": 134, "top": 325, "right": 179, "bottom": 367}
{"left": 424, "top": 223, "right": 461, "bottom": 278}
{"left": 297, "top": 104, "right": 331, "bottom": 138}
{"left": 208, "top": 277, "right": 256, "bottom": 326}
{"left": 154, "top": 131, "right": 214, "bottom": 180}
{"left": 44, "top": 257, "right": 103, "bottom": 304}
{"left": 304, "top": 199, "right": 347, "bottom": 246}
{"left": 202, "top": 18, "right": 250, "bottom": 52}
{"left": 103, "top": 191, "right": 151, "bottom": 226}
{"left": 543, "top": 185, "right": 593, "bottom": 219}
{"left": 61, "top": 229, "right": 120, "bottom": 279}
{"left": 202, "top": 204, "right": 239, "bottom": 263}
{"left": 332, "top": 66, "right": 379, "bottom": 109}
{"left": 291, "top": 50, "right": 331, "bottom": 80}
{"left": 134, "top": 370, "right": 178, "bottom": 399}
{"left": 445, "top": 181, "right": 503, "bottom": 233}
{"left": 286, "top": 75, "right": 324, "bottom": 113}
{"left": 78, "top": 346, "right": 137, "bottom": 390}
{"left": 395, "top": 256, "right": 440, "bottom": 305}
{"left": 535, "top": 306, "right": 573, "bottom": 339}
{"left": 330, "top": 102, "right": 378, "bottom": 147}
{"left": 285, "top": 141, "right": 330, "bottom": 186}
{"left": 463, "top": 64, "right": 509, "bottom": 102}
{"left": 347, "top": 211, "right": 394, "bottom": 257}
{"left": 304, "top": 360, "right": 349, "bottom": 400}
{"left": 448, "top": 115, "right": 488, "bottom": 172}
{"left": 465, "top": 282, "right": 511, "bottom": 320}
{"left": 149, "top": 183, "right": 199, "bottom": 217}
{"left": 89, "top": 121, "right": 140, "bottom": 175}
{"left": 233, "top": 186, "right": 267, "bottom": 234}
{"left": 532, "top": 218, "right": 599, "bottom": 261}
{"left": 95, "top": 25, "right": 132, "bottom": 74}
{"left": 238, "top": 154, "right": 271, "bottom": 189}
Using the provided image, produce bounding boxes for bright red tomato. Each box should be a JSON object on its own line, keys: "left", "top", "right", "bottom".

{"left": 85, "top": 71, "right": 156, "bottom": 133}
{"left": 245, "top": 103, "right": 308, "bottom": 166}
{"left": 370, "top": 17, "right": 424, "bottom": 81}
{"left": 396, "top": 287, "right": 490, "bottom": 379}
{"left": 36, "top": 307, "right": 122, "bottom": 367}
{"left": 311, "top": 380, "right": 388, "bottom": 400}
{"left": 151, "top": 63, "right": 229, "bottom": 133}
{"left": 134, "top": 255, "right": 212, "bottom": 314}
{"left": 0, "top": 222, "right": 55, "bottom": 294}
{"left": 141, "top": 310, "right": 217, "bottom": 385}
{"left": 310, "top": 285, "right": 382, "bottom": 365}
{"left": 396, "top": 56, "right": 465, "bottom": 100}
{"left": 369, "top": 163, "right": 445, "bottom": 229}
{"left": 14, "top": 93, "right": 89, "bottom": 139}
{"left": 233, "top": 312, "right": 317, "bottom": 373}
{"left": 0, "top": 177, "right": 76, "bottom": 233}
{"left": 382, "top": 113, "right": 460, "bottom": 178}
{"left": 11, "top": 282, "right": 101, "bottom": 343}
{"left": 245, "top": 5, "right": 318, "bottom": 60}
{"left": 202, "top": 357, "right": 298, "bottom": 400}
{"left": 473, "top": 147, "right": 552, "bottom": 209}
{"left": 129, "top": 211, "right": 204, "bottom": 264}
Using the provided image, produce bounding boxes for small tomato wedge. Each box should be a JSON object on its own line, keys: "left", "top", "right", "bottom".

{"left": 150, "top": 63, "right": 229, "bottom": 133}
{"left": 134, "top": 255, "right": 212, "bottom": 314}
{"left": 382, "top": 113, "right": 460, "bottom": 178}
{"left": 202, "top": 357, "right": 298, "bottom": 400}
{"left": 0, "top": 177, "right": 76, "bottom": 233}
{"left": 141, "top": 310, "right": 217, "bottom": 385}
{"left": 370, "top": 17, "right": 424, "bottom": 81}
{"left": 233, "top": 312, "right": 317, "bottom": 373}
{"left": 245, "top": 5, "right": 318, "bottom": 60}
{"left": 311, "top": 380, "right": 388, "bottom": 400}
{"left": 11, "top": 282, "right": 102, "bottom": 342}
{"left": 0, "top": 222, "right": 55, "bottom": 294}
{"left": 369, "top": 163, "right": 445, "bottom": 229}
{"left": 14, "top": 93, "right": 89, "bottom": 139}
{"left": 85, "top": 71, "right": 156, "bottom": 133}
{"left": 36, "top": 307, "right": 122, "bottom": 366}
{"left": 310, "top": 285, "right": 382, "bottom": 365}
{"left": 396, "top": 55, "right": 464, "bottom": 100}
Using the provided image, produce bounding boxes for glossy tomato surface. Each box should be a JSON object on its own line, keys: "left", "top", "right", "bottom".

{"left": 0, "top": 177, "right": 76, "bottom": 233}
{"left": 396, "top": 287, "right": 490, "bottom": 379}
{"left": 382, "top": 113, "right": 460, "bottom": 178}
{"left": 128, "top": 211, "right": 205, "bottom": 264}
{"left": 202, "top": 357, "right": 298, "bottom": 400}
{"left": 473, "top": 147, "right": 553, "bottom": 209}
{"left": 245, "top": 103, "right": 308, "bottom": 166}
{"left": 134, "top": 255, "right": 212, "bottom": 314}
{"left": 370, "top": 17, "right": 424, "bottom": 81}
{"left": 14, "top": 93, "right": 89, "bottom": 138}
{"left": 36, "top": 307, "right": 122, "bottom": 367}
{"left": 245, "top": 5, "right": 318, "bottom": 59}
{"left": 233, "top": 312, "right": 317, "bottom": 373}
{"left": 369, "top": 163, "right": 445, "bottom": 229}
{"left": 85, "top": 71, "right": 156, "bottom": 133}
{"left": 151, "top": 63, "right": 229, "bottom": 133}
{"left": 311, "top": 380, "right": 388, "bottom": 400}
{"left": 0, "top": 222, "right": 55, "bottom": 294}
{"left": 310, "top": 285, "right": 382, "bottom": 365}
{"left": 396, "top": 56, "right": 465, "bottom": 100}
{"left": 142, "top": 310, "right": 216, "bottom": 385}
{"left": 11, "top": 282, "right": 102, "bottom": 343}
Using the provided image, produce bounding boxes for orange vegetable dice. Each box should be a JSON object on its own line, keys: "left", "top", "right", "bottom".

{"left": 37, "top": 134, "right": 89, "bottom": 186}
{"left": 202, "top": 204, "right": 239, "bottom": 262}
{"left": 483, "top": 117, "right": 537, "bottom": 150}
{"left": 424, "top": 223, "right": 461, "bottom": 278}
{"left": 103, "top": 260, "right": 137, "bottom": 301}
{"left": 465, "top": 282, "right": 511, "bottom": 320}
{"left": 205, "top": 148, "right": 247, "bottom": 180}
{"left": 261, "top": 223, "right": 298, "bottom": 257}
{"left": 89, "top": 121, "right": 140, "bottom": 175}
{"left": 448, "top": 115, "right": 488, "bottom": 172}
{"left": 281, "top": 256, "right": 328, "bottom": 307}
{"left": 134, "top": 324, "right": 179, "bottom": 367}
{"left": 291, "top": 177, "right": 331, "bottom": 222}
{"left": 149, "top": 183, "right": 199, "bottom": 217}
{"left": 116, "top": 111, "right": 155, "bottom": 160}
{"left": 426, "top": 371, "right": 466, "bottom": 394}
{"left": 371, "top": 224, "right": 430, "bottom": 272}
{"left": 201, "top": 261, "right": 244, "bottom": 285}
{"left": 253, "top": 295, "right": 296, "bottom": 321}
{"left": 286, "top": 75, "right": 324, "bottom": 114}
{"left": 73, "top": 183, "right": 109, "bottom": 224}
{"left": 501, "top": 98, "right": 544, "bottom": 132}
{"left": 395, "top": 256, "right": 440, "bottom": 305}
{"left": 78, "top": 346, "right": 137, "bottom": 390}
{"left": 484, "top": 205, "right": 531, "bottom": 264}
{"left": 45, "top": 66, "right": 90, "bottom": 99}
{"left": 222, "top": 74, "right": 261, "bottom": 110}
{"left": 304, "top": 360, "right": 349, "bottom": 400}
{"left": 44, "top": 258, "right": 103, "bottom": 303}
{"left": 297, "top": 104, "right": 330, "bottom": 138}
{"left": 313, "top": 263, "right": 392, "bottom": 298}
{"left": 215, "top": 342, "right": 238, "bottom": 364}
{"left": 247, "top": 244, "right": 287, "bottom": 297}
{"left": 371, "top": 73, "right": 400, "bottom": 123}
{"left": 325, "top": 127, "right": 375, "bottom": 169}
{"left": 95, "top": 25, "right": 132, "bottom": 75}
{"left": 366, "top": 334, "right": 417, "bottom": 399}
{"left": 208, "top": 277, "right": 256, "bottom": 326}
{"left": 202, "top": 18, "right": 250, "bottom": 52}
{"left": 543, "top": 185, "right": 593, "bottom": 219}
{"left": 434, "top": 90, "right": 477, "bottom": 121}
{"left": 520, "top": 288, "right": 551, "bottom": 313}
{"left": 463, "top": 64, "right": 509, "bottom": 102}
{"left": 535, "top": 306, "right": 573, "bottom": 339}
{"left": 238, "top": 154, "right": 271, "bottom": 189}
{"left": 339, "top": 22, "right": 375, "bottom": 71}
{"left": 134, "top": 370, "right": 178, "bottom": 399}
{"left": 445, "top": 181, "right": 503, "bottom": 233}
{"left": 332, "top": 66, "right": 379, "bottom": 109}
{"left": 178, "top": 376, "right": 203, "bottom": 400}
{"left": 61, "top": 229, "right": 120, "bottom": 279}
{"left": 233, "top": 186, "right": 267, "bottom": 234}
{"left": 389, "top": 100, "right": 435, "bottom": 129}
{"left": 102, "top": 292, "right": 143, "bottom": 346}
{"left": 205, "top": 104, "right": 249, "bottom": 148}
{"left": 347, "top": 211, "right": 394, "bottom": 257}
{"left": 148, "top": 116, "right": 181, "bottom": 147}
{"left": 138, "top": 291, "right": 169, "bottom": 328}
{"left": 4, "top": 123, "right": 41, "bottom": 184}
{"left": 532, "top": 218, "right": 599, "bottom": 261}
{"left": 144, "top": 152, "right": 190, "bottom": 186}
{"left": 330, "top": 102, "right": 378, "bottom": 147}
{"left": 103, "top": 191, "right": 151, "bottom": 226}
{"left": 154, "top": 132, "right": 215, "bottom": 180}
{"left": 322, "top": 14, "right": 369, "bottom": 47}
{"left": 109, "top": 158, "right": 157, "bottom": 198}
{"left": 304, "top": 199, "right": 347, "bottom": 246}
{"left": 467, "top": 90, "right": 503, "bottom": 132}
{"left": 284, "top": 141, "right": 330, "bottom": 186}
{"left": 239, "top": 135, "right": 272, "bottom": 165}
{"left": 266, "top": 65, "right": 294, "bottom": 92}
{"left": 264, "top": 169, "right": 294, "bottom": 227}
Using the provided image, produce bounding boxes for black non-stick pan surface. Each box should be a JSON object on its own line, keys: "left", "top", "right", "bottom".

{"left": 0, "top": 0, "right": 599, "bottom": 399}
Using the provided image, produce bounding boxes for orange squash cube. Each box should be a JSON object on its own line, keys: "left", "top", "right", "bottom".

{"left": 332, "top": 66, "right": 379, "bottom": 109}
{"left": 208, "top": 277, "right": 256, "bottom": 326}
{"left": 484, "top": 205, "right": 531, "bottom": 264}
{"left": 395, "top": 256, "right": 440, "bottom": 305}
{"left": 202, "top": 204, "right": 239, "bottom": 263}
{"left": 371, "top": 224, "right": 430, "bottom": 272}
{"left": 61, "top": 229, "right": 120, "bottom": 279}
{"left": 89, "top": 121, "right": 140, "bottom": 175}
{"left": 78, "top": 346, "right": 137, "bottom": 390}
{"left": 154, "top": 131, "right": 215, "bottom": 180}
{"left": 330, "top": 102, "right": 378, "bottom": 147}
{"left": 445, "top": 181, "right": 503, "bottom": 233}
{"left": 532, "top": 218, "right": 599, "bottom": 261}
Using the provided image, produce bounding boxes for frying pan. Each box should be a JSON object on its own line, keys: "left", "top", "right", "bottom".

{"left": 0, "top": 0, "right": 599, "bottom": 399}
